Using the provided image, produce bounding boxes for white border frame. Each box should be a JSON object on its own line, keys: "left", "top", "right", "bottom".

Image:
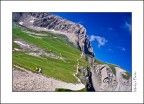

{"left": 1, "top": 1, "right": 143, "bottom": 103}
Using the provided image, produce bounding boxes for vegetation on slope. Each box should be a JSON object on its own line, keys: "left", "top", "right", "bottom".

{"left": 13, "top": 25, "right": 131, "bottom": 85}
{"left": 107, "top": 64, "right": 116, "bottom": 75}
{"left": 55, "top": 88, "right": 86, "bottom": 92}
{"left": 12, "top": 25, "right": 88, "bottom": 83}
{"left": 122, "top": 72, "right": 131, "bottom": 80}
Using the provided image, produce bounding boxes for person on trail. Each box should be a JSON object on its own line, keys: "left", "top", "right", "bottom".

{"left": 38, "top": 67, "right": 42, "bottom": 73}
{"left": 35, "top": 67, "right": 39, "bottom": 71}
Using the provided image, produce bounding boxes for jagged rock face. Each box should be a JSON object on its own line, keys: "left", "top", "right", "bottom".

{"left": 91, "top": 64, "right": 131, "bottom": 91}
{"left": 12, "top": 12, "right": 94, "bottom": 56}
{"left": 83, "top": 56, "right": 132, "bottom": 91}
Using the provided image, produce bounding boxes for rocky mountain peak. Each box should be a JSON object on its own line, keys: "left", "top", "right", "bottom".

{"left": 12, "top": 12, "right": 94, "bottom": 56}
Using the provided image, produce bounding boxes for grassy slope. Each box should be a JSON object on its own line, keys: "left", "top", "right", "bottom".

{"left": 13, "top": 25, "right": 130, "bottom": 84}
{"left": 12, "top": 26, "right": 88, "bottom": 83}
{"left": 122, "top": 72, "right": 131, "bottom": 80}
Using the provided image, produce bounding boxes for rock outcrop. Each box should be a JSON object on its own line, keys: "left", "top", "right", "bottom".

{"left": 79, "top": 64, "right": 131, "bottom": 92}
{"left": 86, "top": 55, "right": 132, "bottom": 91}
{"left": 77, "top": 56, "right": 131, "bottom": 91}
{"left": 12, "top": 12, "right": 94, "bottom": 56}
{"left": 91, "top": 64, "right": 131, "bottom": 91}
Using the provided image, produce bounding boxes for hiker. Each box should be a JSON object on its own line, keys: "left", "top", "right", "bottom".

{"left": 35, "top": 67, "right": 39, "bottom": 71}
{"left": 38, "top": 67, "right": 42, "bottom": 73}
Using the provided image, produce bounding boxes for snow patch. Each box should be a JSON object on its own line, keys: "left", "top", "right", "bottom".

{"left": 14, "top": 41, "right": 29, "bottom": 48}
{"left": 14, "top": 48, "right": 21, "bottom": 51}
{"left": 19, "top": 22, "right": 23, "bottom": 25}
{"left": 30, "top": 20, "right": 34, "bottom": 23}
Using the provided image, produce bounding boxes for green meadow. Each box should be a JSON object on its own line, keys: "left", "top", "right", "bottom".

{"left": 13, "top": 26, "right": 88, "bottom": 83}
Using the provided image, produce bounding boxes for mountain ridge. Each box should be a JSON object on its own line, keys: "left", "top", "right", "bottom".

{"left": 12, "top": 12, "right": 94, "bottom": 57}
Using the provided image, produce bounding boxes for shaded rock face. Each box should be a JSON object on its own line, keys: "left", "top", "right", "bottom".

{"left": 12, "top": 12, "right": 94, "bottom": 57}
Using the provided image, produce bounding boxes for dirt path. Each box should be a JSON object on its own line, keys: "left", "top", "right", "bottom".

{"left": 73, "top": 52, "right": 85, "bottom": 84}
{"left": 13, "top": 65, "right": 85, "bottom": 92}
{"left": 73, "top": 58, "right": 81, "bottom": 82}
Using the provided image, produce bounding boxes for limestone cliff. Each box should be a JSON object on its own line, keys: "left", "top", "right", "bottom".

{"left": 91, "top": 64, "right": 131, "bottom": 91}
{"left": 73, "top": 54, "right": 131, "bottom": 91}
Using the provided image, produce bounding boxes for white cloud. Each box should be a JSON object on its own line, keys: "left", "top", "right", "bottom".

{"left": 89, "top": 35, "right": 96, "bottom": 41}
{"left": 108, "top": 48, "right": 113, "bottom": 52}
{"left": 123, "top": 21, "right": 132, "bottom": 33}
{"left": 117, "top": 46, "right": 126, "bottom": 51}
{"left": 89, "top": 35, "right": 108, "bottom": 47}
{"left": 77, "top": 21, "right": 84, "bottom": 24}
{"left": 121, "top": 47, "right": 126, "bottom": 51}
{"left": 95, "top": 36, "right": 108, "bottom": 47}
{"left": 108, "top": 27, "right": 113, "bottom": 31}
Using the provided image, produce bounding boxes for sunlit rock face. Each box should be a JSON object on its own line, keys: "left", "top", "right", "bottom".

{"left": 91, "top": 64, "right": 131, "bottom": 91}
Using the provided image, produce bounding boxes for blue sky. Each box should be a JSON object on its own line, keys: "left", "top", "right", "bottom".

{"left": 51, "top": 12, "right": 132, "bottom": 73}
